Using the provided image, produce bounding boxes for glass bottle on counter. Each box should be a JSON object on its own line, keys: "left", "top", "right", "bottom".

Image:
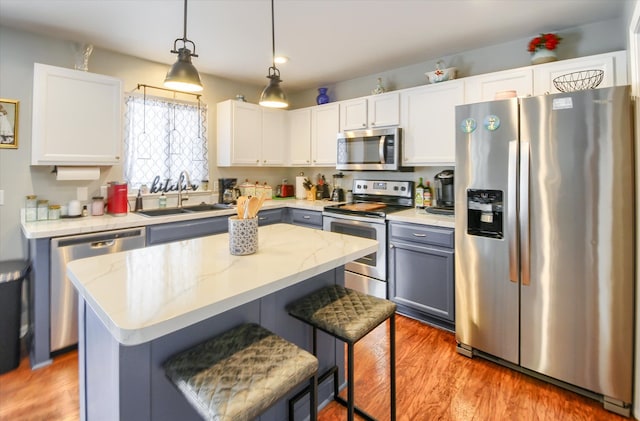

{"left": 424, "top": 181, "right": 433, "bottom": 207}
{"left": 415, "top": 178, "right": 425, "bottom": 209}
{"left": 37, "top": 200, "right": 49, "bottom": 220}
{"left": 25, "top": 195, "right": 37, "bottom": 222}
{"left": 159, "top": 193, "right": 167, "bottom": 208}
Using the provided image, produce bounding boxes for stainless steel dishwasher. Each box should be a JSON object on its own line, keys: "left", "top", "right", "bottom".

{"left": 50, "top": 228, "right": 146, "bottom": 352}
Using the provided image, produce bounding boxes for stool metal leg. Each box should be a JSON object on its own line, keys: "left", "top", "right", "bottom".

{"left": 310, "top": 374, "right": 318, "bottom": 421}
{"left": 390, "top": 313, "right": 396, "bottom": 421}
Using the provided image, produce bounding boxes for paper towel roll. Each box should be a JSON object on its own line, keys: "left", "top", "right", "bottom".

{"left": 55, "top": 166, "right": 100, "bottom": 181}
{"left": 295, "top": 176, "right": 307, "bottom": 199}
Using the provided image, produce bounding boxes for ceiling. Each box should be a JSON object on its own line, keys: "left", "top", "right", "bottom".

{"left": 0, "top": 0, "right": 626, "bottom": 92}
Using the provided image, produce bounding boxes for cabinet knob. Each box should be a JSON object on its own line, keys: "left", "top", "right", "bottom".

{"left": 389, "top": 244, "right": 395, "bottom": 249}
{"left": 362, "top": 123, "right": 366, "bottom": 127}
{"left": 371, "top": 122, "right": 376, "bottom": 126}
{"left": 256, "top": 159, "right": 259, "bottom": 163}
{"left": 263, "top": 160, "right": 267, "bottom": 163}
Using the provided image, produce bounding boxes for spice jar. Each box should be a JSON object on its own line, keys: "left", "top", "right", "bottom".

{"left": 25, "top": 195, "right": 37, "bottom": 222}
{"left": 37, "top": 200, "right": 49, "bottom": 221}
{"left": 91, "top": 196, "right": 104, "bottom": 216}
{"left": 48, "top": 204, "right": 61, "bottom": 220}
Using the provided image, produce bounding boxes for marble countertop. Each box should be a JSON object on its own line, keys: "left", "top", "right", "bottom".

{"left": 386, "top": 208, "right": 455, "bottom": 228}
{"left": 21, "top": 199, "right": 331, "bottom": 239}
{"left": 22, "top": 199, "right": 455, "bottom": 239}
{"left": 66, "top": 224, "right": 378, "bottom": 346}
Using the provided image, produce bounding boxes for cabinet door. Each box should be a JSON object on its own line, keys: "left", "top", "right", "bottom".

{"left": 389, "top": 239, "right": 455, "bottom": 323}
{"left": 288, "top": 108, "right": 312, "bottom": 165}
{"left": 312, "top": 103, "right": 339, "bottom": 166}
{"left": 288, "top": 208, "right": 323, "bottom": 229}
{"left": 532, "top": 51, "right": 626, "bottom": 95}
{"left": 339, "top": 98, "right": 367, "bottom": 131}
{"left": 261, "top": 108, "right": 286, "bottom": 166}
{"left": 464, "top": 68, "right": 533, "bottom": 104}
{"left": 231, "top": 102, "right": 262, "bottom": 165}
{"left": 32, "top": 63, "right": 123, "bottom": 165}
{"left": 401, "top": 81, "right": 464, "bottom": 165}
{"left": 368, "top": 92, "right": 400, "bottom": 128}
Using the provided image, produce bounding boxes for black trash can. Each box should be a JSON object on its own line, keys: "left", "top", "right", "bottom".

{"left": 0, "top": 260, "right": 29, "bottom": 374}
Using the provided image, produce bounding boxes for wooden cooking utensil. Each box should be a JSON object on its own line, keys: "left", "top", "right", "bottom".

{"left": 236, "top": 196, "right": 248, "bottom": 219}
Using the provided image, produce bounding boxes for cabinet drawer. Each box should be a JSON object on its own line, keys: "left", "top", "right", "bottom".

{"left": 146, "top": 216, "right": 227, "bottom": 245}
{"left": 289, "top": 208, "right": 323, "bottom": 229}
{"left": 389, "top": 222, "right": 454, "bottom": 248}
{"left": 257, "top": 208, "right": 285, "bottom": 226}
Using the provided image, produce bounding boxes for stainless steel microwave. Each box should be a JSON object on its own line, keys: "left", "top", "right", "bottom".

{"left": 336, "top": 127, "right": 410, "bottom": 171}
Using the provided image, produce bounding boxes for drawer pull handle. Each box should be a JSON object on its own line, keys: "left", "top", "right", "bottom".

{"left": 259, "top": 217, "right": 267, "bottom": 220}
{"left": 303, "top": 215, "right": 311, "bottom": 219}
{"left": 412, "top": 233, "right": 427, "bottom": 237}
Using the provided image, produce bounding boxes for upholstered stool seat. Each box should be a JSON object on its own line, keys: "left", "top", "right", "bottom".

{"left": 164, "top": 323, "right": 318, "bottom": 421}
{"left": 287, "top": 285, "right": 396, "bottom": 421}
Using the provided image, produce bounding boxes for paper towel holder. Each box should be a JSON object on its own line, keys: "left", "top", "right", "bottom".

{"left": 52, "top": 165, "right": 101, "bottom": 181}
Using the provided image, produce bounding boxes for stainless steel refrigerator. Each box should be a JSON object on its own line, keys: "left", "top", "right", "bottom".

{"left": 454, "top": 86, "right": 634, "bottom": 416}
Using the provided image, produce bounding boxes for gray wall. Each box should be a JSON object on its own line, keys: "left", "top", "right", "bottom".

{"left": 0, "top": 15, "right": 626, "bottom": 261}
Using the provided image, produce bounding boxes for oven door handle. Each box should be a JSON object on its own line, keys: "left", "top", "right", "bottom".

{"left": 379, "top": 135, "right": 386, "bottom": 164}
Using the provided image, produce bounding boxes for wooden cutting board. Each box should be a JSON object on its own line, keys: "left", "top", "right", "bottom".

{"left": 340, "top": 203, "right": 387, "bottom": 212}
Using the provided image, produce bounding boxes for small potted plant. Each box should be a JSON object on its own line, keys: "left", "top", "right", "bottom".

{"left": 528, "top": 33, "right": 561, "bottom": 65}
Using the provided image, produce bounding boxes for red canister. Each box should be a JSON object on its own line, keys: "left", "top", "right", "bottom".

{"left": 106, "top": 182, "right": 128, "bottom": 216}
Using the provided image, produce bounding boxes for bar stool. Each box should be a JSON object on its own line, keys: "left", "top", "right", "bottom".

{"left": 286, "top": 285, "right": 396, "bottom": 421}
{"left": 164, "top": 323, "right": 318, "bottom": 421}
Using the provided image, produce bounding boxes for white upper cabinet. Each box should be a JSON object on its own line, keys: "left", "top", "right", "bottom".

{"left": 287, "top": 104, "right": 339, "bottom": 166}
{"left": 400, "top": 80, "right": 465, "bottom": 166}
{"left": 288, "top": 108, "right": 312, "bottom": 166}
{"left": 464, "top": 68, "right": 534, "bottom": 103}
{"left": 339, "top": 92, "right": 400, "bottom": 131}
{"left": 311, "top": 103, "right": 340, "bottom": 166}
{"left": 261, "top": 108, "right": 287, "bottom": 166}
{"left": 31, "top": 63, "right": 123, "bottom": 165}
{"left": 532, "top": 50, "right": 627, "bottom": 95}
{"left": 367, "top": 92, "right": 400, "bottom": 128}
{"left": 217, "top": 100, "right": 287, "bottom": 167}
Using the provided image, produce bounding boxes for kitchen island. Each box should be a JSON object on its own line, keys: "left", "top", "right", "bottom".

{"left": 66, "top": 223, "right": 378, "bottom": 421}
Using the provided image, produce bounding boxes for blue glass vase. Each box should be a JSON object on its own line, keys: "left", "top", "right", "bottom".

{"left": 316, "top": 87, "right": 329, "bottom": 105}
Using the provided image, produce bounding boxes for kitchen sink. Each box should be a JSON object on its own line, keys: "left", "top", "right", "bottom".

{"left": 136, "top": 203, "right": 233, "bottom": 217}
{"left": 136, "top": 208, "right": 191, "bottom": 217}
{"left": 183, "top": 203, "right": 233, "bottom": 212}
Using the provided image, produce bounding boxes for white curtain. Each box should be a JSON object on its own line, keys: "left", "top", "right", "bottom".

{"left": 123, "top": 95, "right": 209, "bottom": 189}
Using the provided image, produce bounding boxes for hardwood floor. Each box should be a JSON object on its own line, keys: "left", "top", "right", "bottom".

{"left": 0, "top": 315, "right": 631, "bottom": 421}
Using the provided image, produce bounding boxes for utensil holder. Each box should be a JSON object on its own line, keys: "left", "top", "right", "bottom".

{"left": 228, "top": 216, "right": 258, "bottom": 255}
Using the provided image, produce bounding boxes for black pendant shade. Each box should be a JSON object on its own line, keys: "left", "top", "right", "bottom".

{"left": 259, "top": 0, "right": 288, "bottom": 108}
{"left": 164, "top": 0, "right": 203, "bottom": 92}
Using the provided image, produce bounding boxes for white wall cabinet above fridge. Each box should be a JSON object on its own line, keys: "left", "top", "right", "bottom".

{"left": 216, "top": 100, "right": 287, "bottom": 167}
{"left": 288, "top": 103, "right": 339, "bottom": 166}
{"left": 400, "top": 80, "right": 465, "bottom": 166}
{"left": 464, "top": 50, "right": 626, "bottom": 103}
{"left": 339, "top": 92, "right": 400, "bottom": 131}
{"left": 31, "top": 63, "right": 123, "bottom": 165}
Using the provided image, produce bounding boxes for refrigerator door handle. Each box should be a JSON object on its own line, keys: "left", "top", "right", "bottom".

{"left": 508, "top": 139, "right": 519, "bottom": 283}
{"left": 519, "top": 140, "right": 530, "bottom": 286}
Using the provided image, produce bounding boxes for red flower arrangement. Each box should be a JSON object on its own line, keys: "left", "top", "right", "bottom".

{"left": 528, "top": 33, "right": 561, "bottom": 52}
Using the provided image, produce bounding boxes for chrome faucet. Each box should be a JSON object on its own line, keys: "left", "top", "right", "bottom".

{"left": 177, "top": 170, "right": 192, "bottom": 208}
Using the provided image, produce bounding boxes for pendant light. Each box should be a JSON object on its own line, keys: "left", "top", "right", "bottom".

{"left": 259, "top": 0, "right": 288, "bottom": 108}
{"left": 164, "top": 0, "right": 203, "bottom": 92}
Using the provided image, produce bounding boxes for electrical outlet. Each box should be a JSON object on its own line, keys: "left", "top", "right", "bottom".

{"left": 0, "top": 189, "right": 4, "bottom": 205}
{"left": 77, "top": 187, "right": 88, "bottom": 201}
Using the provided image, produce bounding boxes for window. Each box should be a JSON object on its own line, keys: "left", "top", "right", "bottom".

{"left": 123, "top": 95, "right": 208, "bottom": 190}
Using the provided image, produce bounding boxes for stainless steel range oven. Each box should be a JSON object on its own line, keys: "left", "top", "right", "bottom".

{"left": 323, "top": 179, "right": 413, "bottom": 298}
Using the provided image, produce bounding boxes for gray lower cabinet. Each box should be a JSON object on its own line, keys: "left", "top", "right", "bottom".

{"left": 287, "top": 208, "right": 323, "bottom": 229}
{"left": 146, "top": 216, "right": 228, "bottom": 246}
{"left": 388, "top": 221, "right": 455, "bottom": 331}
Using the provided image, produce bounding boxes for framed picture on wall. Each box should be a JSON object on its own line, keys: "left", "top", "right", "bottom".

{"left": 0, "top": 98, "right": 19, "bottom": 149}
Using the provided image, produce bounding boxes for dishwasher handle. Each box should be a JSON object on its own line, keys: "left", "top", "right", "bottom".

{"left": 91, "top": 240, "right": 115, "bottom": 249}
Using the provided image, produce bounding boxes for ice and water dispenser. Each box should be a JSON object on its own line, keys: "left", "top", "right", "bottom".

{"left": 467, "top": 189, "right": 504, "bottom": 239}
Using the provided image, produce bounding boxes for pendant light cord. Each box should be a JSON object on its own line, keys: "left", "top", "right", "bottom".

{"left": 183, "top": 0, "right": 188, "bottom": 41}
{"left": 270, "top": 0, "right": 276, "bottom": 68}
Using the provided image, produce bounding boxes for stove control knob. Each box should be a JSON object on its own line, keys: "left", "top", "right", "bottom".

{"left": 400, "top": 186, "right": 406, "bottom": 191}
{"left": 393, "top": 186, "right": 399, "bottom": 191}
